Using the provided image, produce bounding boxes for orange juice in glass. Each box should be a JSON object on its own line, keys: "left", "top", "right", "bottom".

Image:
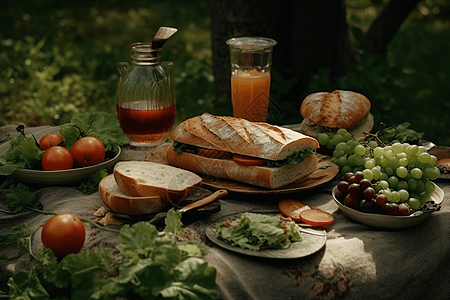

{"left": 227, "top": 37, "right": 277, "bottom": 122}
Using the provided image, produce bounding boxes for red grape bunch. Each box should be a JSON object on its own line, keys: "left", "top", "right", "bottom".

{"left": 335, "top": 171, "right": 411, "bottom": 216}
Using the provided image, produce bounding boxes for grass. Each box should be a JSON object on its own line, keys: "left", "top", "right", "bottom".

{"left": 1, "top": 0, "right": 449, "bottom": 145}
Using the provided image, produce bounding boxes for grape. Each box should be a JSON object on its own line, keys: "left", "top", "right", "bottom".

{"left": 335, "top": 142, "right": 347, "bottom": 151}
{"left": 373, "top": 147, "right": 384, "bottom": 158}
{"left": 366, "top": 140, "right": 377, "bottom": 149}
{"left": 415, "top": 180, "right": 425, "bottom": 193}
{"left": 360, "top": 199, "right": 382, "bottom": 214}
{"left": 317, "top": 133, "right": 329, "bottom": 145}
{"left": 343, "top": 132, "right": 353, "bottom": 141}
{"left": 333, "top": 150, "right": 346, "bottom": 158}
{"left": 391, "top": 142, "right": 404, "bottom": 154}
{"left": 380, "top": 156, "right": 390, "bottom": 168}
{"left": 396, "top": 166, "right": 408, "bottom": 178}
{"left": 424, "top": 181, "right": 435, "bottom": 194}
{"left": 396, "top": 180, "right": 409, "bottom": 191}
{"left": 353, "top": 154, "right": 365, "bottom": 166}
{"left": 337, "top": 156, "right": 348, "bottom": 168}
{"left": 411, "top": 168, "right": 423, "bottom": 179}
{"left": 363, "top": 187, "right": 376, "bottom": 200}
{"left": 326, "top": 140, "right": 334, "bottom": 150}
{"left": 375, "top": 194, "right": 389, "bottom": 206}
{"left": 337, "top": 181, "right": 349, "bottom": 193}
{"left": 384, "top": 166, "right": 394, "bottom": 176}
{"left": 371, "top": 167, "right": 381, "bottom": 180}
{"left": 337, "top": 128, "right": 347, "bottom": 135}
{"left": 398, "top": 203, "right": 410, "bottom": 216}
{"left": 365, "top": 159, "right": 376, "bottom": 169}
{"left": 424, "top": 167, "right": 440, "bottom": 180}
{"left": 380, "top": 172, "right": 389, "bottom": 181}
{"left": 390, "top": 157, "right": 400, "bottom": 169}
{"left": 391, "top": 191, "right": 401, "bottom": 203}
{"left": 384, "top": 149, "right": 395, "bottom": 159}
{"left": 362, "top": 169, "right": 373, "bottom": 181}
{"left": 354, "top": 144, "right": 365, "bottom": 156}
{"left": 405, "top": 144, "right": 418, "bottom": 156}
{"left": 379, "top": 180, "right": 389, "bottom": 189}
{"left": 332, "top": 134, "right": 345, "bottom": 145}
{"left": 430, "top": 155, "right": 438, "bottom": 165}
{"left": 398, "top": 157, "right": 409, "bottom": 167}
{"left": 382, "top": 202, "right": 399, "bottom": 215}
{"left": 407, "top": 198, "right": 421, "bottom": 209}
{"left": 417, "top": 146, "right": 427, "bottom": 154}
{"left": 398, "top": 189, "right": 409, "bottom": 202}
{"left": 396, "top": 152, "right": 407, "bottom": 159}
{"left": 348, "top": 183, "right": 360, "bottom": 196}
{"left": 344, "top": 194, "right": 358, "bottom": 208}
{"left": 407, "top": 178, "right": 417, "bottom": 190}
{"left": 388, "top": 176, "right": 399, "bottom": 188}
{"left": 341, "top": 165, "right": 352, "bottom": 175}
{"left": 418, "top": 152, "right": 431, "bottom": 164}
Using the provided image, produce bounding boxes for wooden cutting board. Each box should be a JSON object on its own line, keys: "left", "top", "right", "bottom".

{"left": 145, "top": 143, "right": 339, "bottom": 195}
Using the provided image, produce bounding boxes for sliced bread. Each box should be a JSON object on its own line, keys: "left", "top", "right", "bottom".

{"left": 99, "top": 174, "right": 164, "bottom": 215}
{"left": 113, "top": 161, "right": 202, "bottom": 202}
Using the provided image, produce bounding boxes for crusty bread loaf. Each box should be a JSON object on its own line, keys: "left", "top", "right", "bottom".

{"left": 113, "top": 161, "right": 202, "bottom": 201}
{"left": 99, "top": 174, "right": 165, "bottom": 215}
{"left": 170, "top": 113, "right": 319, "bottom": 161}
{"left": 166, "top": 144, "right": 319, "bottom": 189}
{"left": 300, "top": 90, "right": 371, "bottom": 129}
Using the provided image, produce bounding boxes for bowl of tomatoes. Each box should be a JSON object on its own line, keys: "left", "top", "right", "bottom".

{"left": 0, "top": 126, "right": 121, "bottom": 186}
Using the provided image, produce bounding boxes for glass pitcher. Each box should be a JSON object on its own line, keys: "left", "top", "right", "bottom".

{"left": 116, "top": 42, "right": 176, "bottom": 147}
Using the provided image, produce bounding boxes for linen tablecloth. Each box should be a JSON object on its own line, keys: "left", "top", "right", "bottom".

{"left": 1, "top": 125, "right": 449, "bottom": 300}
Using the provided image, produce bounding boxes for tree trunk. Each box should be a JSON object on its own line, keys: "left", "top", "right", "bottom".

{"left": 361, "top": 0, "right": 422, "bottom": 54}
{"left": 209, "top": 0, "right": 352, "bottom": 120}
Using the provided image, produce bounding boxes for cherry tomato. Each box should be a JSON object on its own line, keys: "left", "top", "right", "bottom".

{"left": 278, "top": 199, "right": 311, "bottom": 222}
{"left": 232, "top": 154, "right": 266, "bottom": 166}
{"left": 41, "top": 213, "right": 85, "bottom": 258}
{"left": 39, "top": 133, "right": 64, "bottom": 150}
{"left": 41, "top": 146, "right": 74, "bottom": 171}
{"left": 197, "top": 148, "right": 231, "bottom": 159}
{"left": 71, "top": 136, "right": 105, "bottom": 167}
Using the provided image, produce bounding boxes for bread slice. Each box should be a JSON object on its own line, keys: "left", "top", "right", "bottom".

{"left": 99, "top": 174, "right": 165, "bottom": 215}
{"left": 166, "top": 144, "right": 319, "bottom": 189}
{"left": 300, "top": 90, "right": 371, "bottom": 130}
{"left": 113, "top": 161, "right": 202, "bottom": 201}
{"left": 170, "top": 113, "right": 319, "bottom": 161}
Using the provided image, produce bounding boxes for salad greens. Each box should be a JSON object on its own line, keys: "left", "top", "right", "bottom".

{"left": 0, "top": 135, "right": 44, "bottom": 175}
{"left": 216, "top": 212, "right": 302, "bottom": 251}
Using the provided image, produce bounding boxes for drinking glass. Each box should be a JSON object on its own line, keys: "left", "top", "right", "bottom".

{"left": 226, "top": 37, "right": 277, "bottom": 122}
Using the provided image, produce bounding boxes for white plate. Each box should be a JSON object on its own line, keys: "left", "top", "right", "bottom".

{"left": 332, "top": 184, "right": 444, "bottom": 229}
{"left": 0, "top": 126, "right": 121, "bottom": 186}
{"left": 206, "top": 212, "right": 327, "bottom": 259}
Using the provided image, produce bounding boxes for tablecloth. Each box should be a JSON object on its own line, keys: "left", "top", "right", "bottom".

{"left": 1, "top": 125, "right": 449, "bottom": 300}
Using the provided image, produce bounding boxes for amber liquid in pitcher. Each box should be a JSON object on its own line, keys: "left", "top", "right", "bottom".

{"left": 117, "top": 101, "right": 175, "bottom": 144}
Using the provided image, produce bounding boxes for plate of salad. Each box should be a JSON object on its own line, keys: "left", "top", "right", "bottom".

{"left": 205, "top": 212, "right": 327, "bottom": 259}
{"left": 0, "top": 112, "right": 129, "bottom": 186}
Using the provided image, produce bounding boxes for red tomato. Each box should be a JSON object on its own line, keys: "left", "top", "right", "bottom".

{"left": 278, "top": 199, "right": 311, "bottom": 222}
{"left": 232, "top": 154, "right": 266, "bottom": 166}
{"left": 39, "top": 133, "right": 64, "bottom": 150}
{"left": 71, "top": 136, "right": 105, "bottom": 167}
{"left": 41, "top": 213, "right": 85, "bottom": 258}
{"left": 197, "top": 148, "right": 231, "bottom": 159}
{"left": 41, "top": 146, "right": 74, "bottom": 171}
{"left": 299, "top": 209, "right": 335, "bottom": 227}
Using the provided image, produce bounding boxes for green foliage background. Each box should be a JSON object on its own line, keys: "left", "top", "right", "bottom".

{"left": 1, "top": 0, "right": 449, "bottom": 145}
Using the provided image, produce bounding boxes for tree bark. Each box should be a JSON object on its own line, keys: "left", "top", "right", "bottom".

{"left": 209, "top": 0, "right": 352, "bottom": 118}
{"left": 361, "top": 0, "right": 422, "bottom": 54}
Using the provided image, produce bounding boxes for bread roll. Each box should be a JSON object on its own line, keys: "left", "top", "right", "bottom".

{"left": 300, "top": 90, "right": 371, "bottom": 129}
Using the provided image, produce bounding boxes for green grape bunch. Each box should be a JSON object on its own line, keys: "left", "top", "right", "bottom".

{"left": 331, "top": 136, "right": 440, "bottom": 212}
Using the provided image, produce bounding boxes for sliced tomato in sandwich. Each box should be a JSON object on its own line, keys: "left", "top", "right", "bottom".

{"left": 232, "top": 154, "right": 266, "bottom": 166}
{"left": 197, "top": 148, "right": 232, "bottom": 159}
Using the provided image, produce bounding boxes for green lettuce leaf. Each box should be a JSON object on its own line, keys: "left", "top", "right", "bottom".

{"left": 165, "top": 208, "right": 183, "bottom": 236}
{"left": 60, "top": 112, "right": 129, "bottom": 152}
{"left": 4, "top": 183, "right": 36, "bottom": 213}
{"left": 0, "top": 135, "right": 44, "bottom": 175}
{"left": 216, "top": 212, "right": 302, "bottom": 251}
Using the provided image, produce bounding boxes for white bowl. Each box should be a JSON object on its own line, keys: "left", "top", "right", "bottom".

{"left": 332, "top": 184, "right": 444, "bottom": 229}
{"left": 0, "top": 126, "right": 121, "bottom": 186}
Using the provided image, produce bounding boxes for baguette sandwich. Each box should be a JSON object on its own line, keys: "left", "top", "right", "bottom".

{"left": 165, "top": 113, "right": 319, "bottom": 189}
{"left": 300, "top": 90, "right": 374, "bottom": 139}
